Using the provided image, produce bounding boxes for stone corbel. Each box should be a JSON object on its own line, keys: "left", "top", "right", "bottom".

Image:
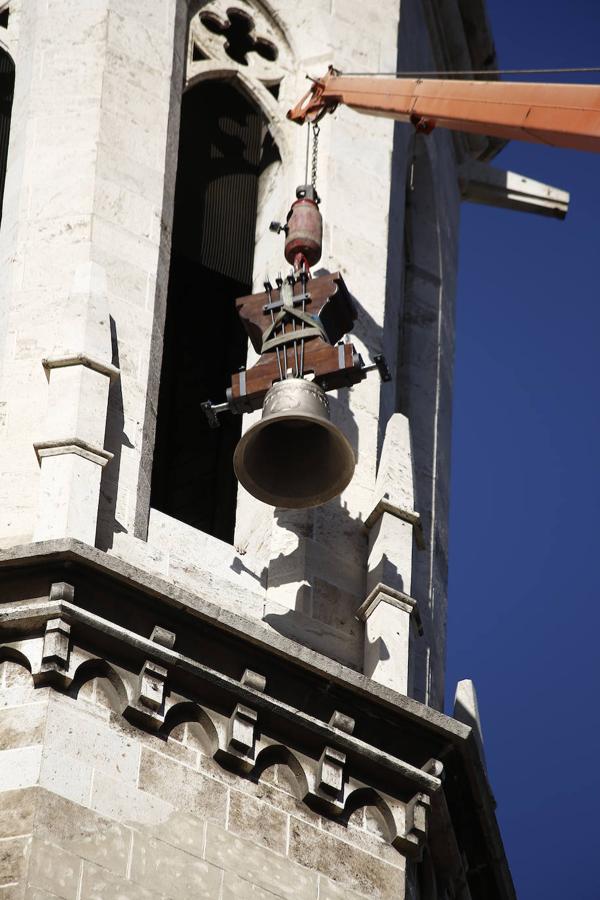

{"left": 391, "top": 792, "right": 431, "bottom": 858}
{"left": 228, "top": 703, "right": 258, "bottom": 754}
{"left": 41, "top": 618, "right": 71, "bottom": 672}
{"left": 34, "top": 582, "right": 75, "bottom": 685}
{"left": 317, "top": 746, "right": 345, "bottom": 797}
{"left": 316, "top": 711, "right": 355, "bottom": 801}
{"left": 137, "top": 660, "right": 168, "bottom": 713}
{"left": 133, "top": 626, "right": 176, "bottom": 728}
{"left": 223, "top": 668, "right": 266, "bottom": 771}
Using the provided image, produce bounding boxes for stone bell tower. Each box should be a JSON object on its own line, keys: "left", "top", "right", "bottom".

{"left": 0, "top": 1, "right": 521, "bottom": 897}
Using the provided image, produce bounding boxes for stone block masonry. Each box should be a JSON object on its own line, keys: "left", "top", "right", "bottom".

{"left": 0, "top": 546, "right": 515, "bottom": 898}
{"left": 0, "top": 700, "right": 405, "bottom": 900}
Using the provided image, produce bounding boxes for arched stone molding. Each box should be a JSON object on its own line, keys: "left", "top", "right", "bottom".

{"left": 0, "top": 640, "right": 431, "bottom": 857}
{"left": 161, "top": 700, "right": 220, "bottom": 756}
{"left": 70, "top": 656, "right": 131, "bottom": 712}
{"left": 185, "top": 63, "right": 292, "bottom": 167}
{"left": 343, "top": 786, "right": 396, "bottom": 842}
{"left": 253, "top": 742, "right": 310, "bottom": 799}
{"left": 0, "top": 645, "right": 32, "bottom": 673}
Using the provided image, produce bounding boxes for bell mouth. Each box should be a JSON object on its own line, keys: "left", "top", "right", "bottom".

{"left": 233, "top": 406, "right": 355, "bottom": 509}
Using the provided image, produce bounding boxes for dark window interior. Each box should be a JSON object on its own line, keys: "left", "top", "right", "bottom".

{"left": 0, "top": 47, "right": 14, "bottom": 224}
{"left": 151, "top": 81, "right": 267, "bottom": 544}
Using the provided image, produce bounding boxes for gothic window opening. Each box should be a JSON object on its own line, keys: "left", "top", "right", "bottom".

{"left": 0, "top": 46, "right": 14, "bottom": 226}
{"left": 151, "top": 80, "right": 276, "bottom": 544}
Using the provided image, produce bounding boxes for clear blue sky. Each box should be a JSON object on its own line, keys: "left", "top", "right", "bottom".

{"left": 446, "top": 2, "right": 600, "bottom": 897}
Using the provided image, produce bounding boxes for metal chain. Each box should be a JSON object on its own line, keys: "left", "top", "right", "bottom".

{"left": 311, "top": 123, "right": 320, "bottom": 190}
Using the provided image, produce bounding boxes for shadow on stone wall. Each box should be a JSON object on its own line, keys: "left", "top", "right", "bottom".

{"left": 96, "top": 318, "right": 132, "bottom": 551}
{"left": 260, "top": 279, "right": 394, "bottom": 671}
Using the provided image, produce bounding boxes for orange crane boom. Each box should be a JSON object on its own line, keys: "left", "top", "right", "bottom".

{"left": 287, "top": 68, "right": 600, "bottom": 153}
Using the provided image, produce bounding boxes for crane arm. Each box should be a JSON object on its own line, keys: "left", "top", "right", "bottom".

{"left": 287, "top": 68, "right": 600, "bottom": 153}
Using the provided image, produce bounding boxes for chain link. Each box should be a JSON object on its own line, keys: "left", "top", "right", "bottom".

{"left": 311, "top": 123, "right": 320, "bottom": 190}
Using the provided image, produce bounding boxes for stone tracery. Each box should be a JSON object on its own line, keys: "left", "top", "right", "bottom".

{"left": 188, "top": 0, "right": 292, "bottom": 87}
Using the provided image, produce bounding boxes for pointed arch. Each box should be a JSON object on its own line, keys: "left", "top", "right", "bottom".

{"left": 342, "top": 787, "right": 397, "bottom": 843}
{"left": 253, "top": 744, "right": 310, "bottom": 798}
{"left": 161, "top": 701, "right": 220, "bottom": 756}
{"left": 0, "top": 646, "right": 33, "bottom": 674}
{"left": 185, "top": 64, "right": 291, "bottom": 166}
{"left": 70, "top": 658, "right": 129, "bottom": 712}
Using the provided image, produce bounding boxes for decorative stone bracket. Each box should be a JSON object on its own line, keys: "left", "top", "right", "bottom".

{"left": 37, "top": 583, "right": 74, "bottom": 682}
{"left": 134, "top": 625, "right": 176, "bottom": 728}
{"left": 317, "top": 711, "right": 355, "bottom": 801}
{"left": 318, "top": 746, "right": 346, "bottom": 796}
{"left": 223, "top": 669, "right": 266, "bottom": 772}
{"left": 41, "top": 617, "right": 71, "bottom": 671}
{"left": 394, "top": 792, "right": 431, "bottom": 855}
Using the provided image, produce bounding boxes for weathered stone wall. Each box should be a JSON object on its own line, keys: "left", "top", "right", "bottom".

{"left": 0, "top": 536, "right": 515, "bottom": 900}
{"left": 0, "top": 660, "right": 408, "bottom": 900}
{"left": 0, "top": 0, "right": 188, "bottom": 547}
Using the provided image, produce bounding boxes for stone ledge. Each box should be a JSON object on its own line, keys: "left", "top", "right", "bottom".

{"left": 356, "top": 583, "right": 423, "bottom": 636}
{"left": 364, "top": 499, "right": 426, "bottom": 550}
{"left": 0, "top": 595, "right": 442, "bottom": 796}
{"left": 0, "top": 538, "right": 464, "bottom": 741}
{"left": 0, "top": 539, "right": 460, "bottom": 739}
{"left": 33, "top": 439, "right": 114, "bottom": 467}
{"left": 42, "top": 353, "right": 120, "bottom": 381}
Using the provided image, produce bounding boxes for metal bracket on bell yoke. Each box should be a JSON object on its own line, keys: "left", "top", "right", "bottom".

{"left": 361, "top": 354, "right": 392, "bottom": 382}
{"left": 202, "top": 351, "right": 392, "bottom": 428}
{"left": 201, "top": 400, "right": 228, "bottom": 429}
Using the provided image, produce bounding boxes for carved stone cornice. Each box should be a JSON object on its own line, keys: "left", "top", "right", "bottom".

{"left": 0, "top": 539, "right": 515, "bottom": 898}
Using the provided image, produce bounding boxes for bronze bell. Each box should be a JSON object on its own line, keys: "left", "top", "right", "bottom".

{"left": 233, "top": 379, "right": 355, "bottom": 508}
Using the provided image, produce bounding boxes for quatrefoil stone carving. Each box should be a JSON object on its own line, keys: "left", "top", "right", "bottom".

{"left": 200, "top": 7, "right": 278, "bottom": 66}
